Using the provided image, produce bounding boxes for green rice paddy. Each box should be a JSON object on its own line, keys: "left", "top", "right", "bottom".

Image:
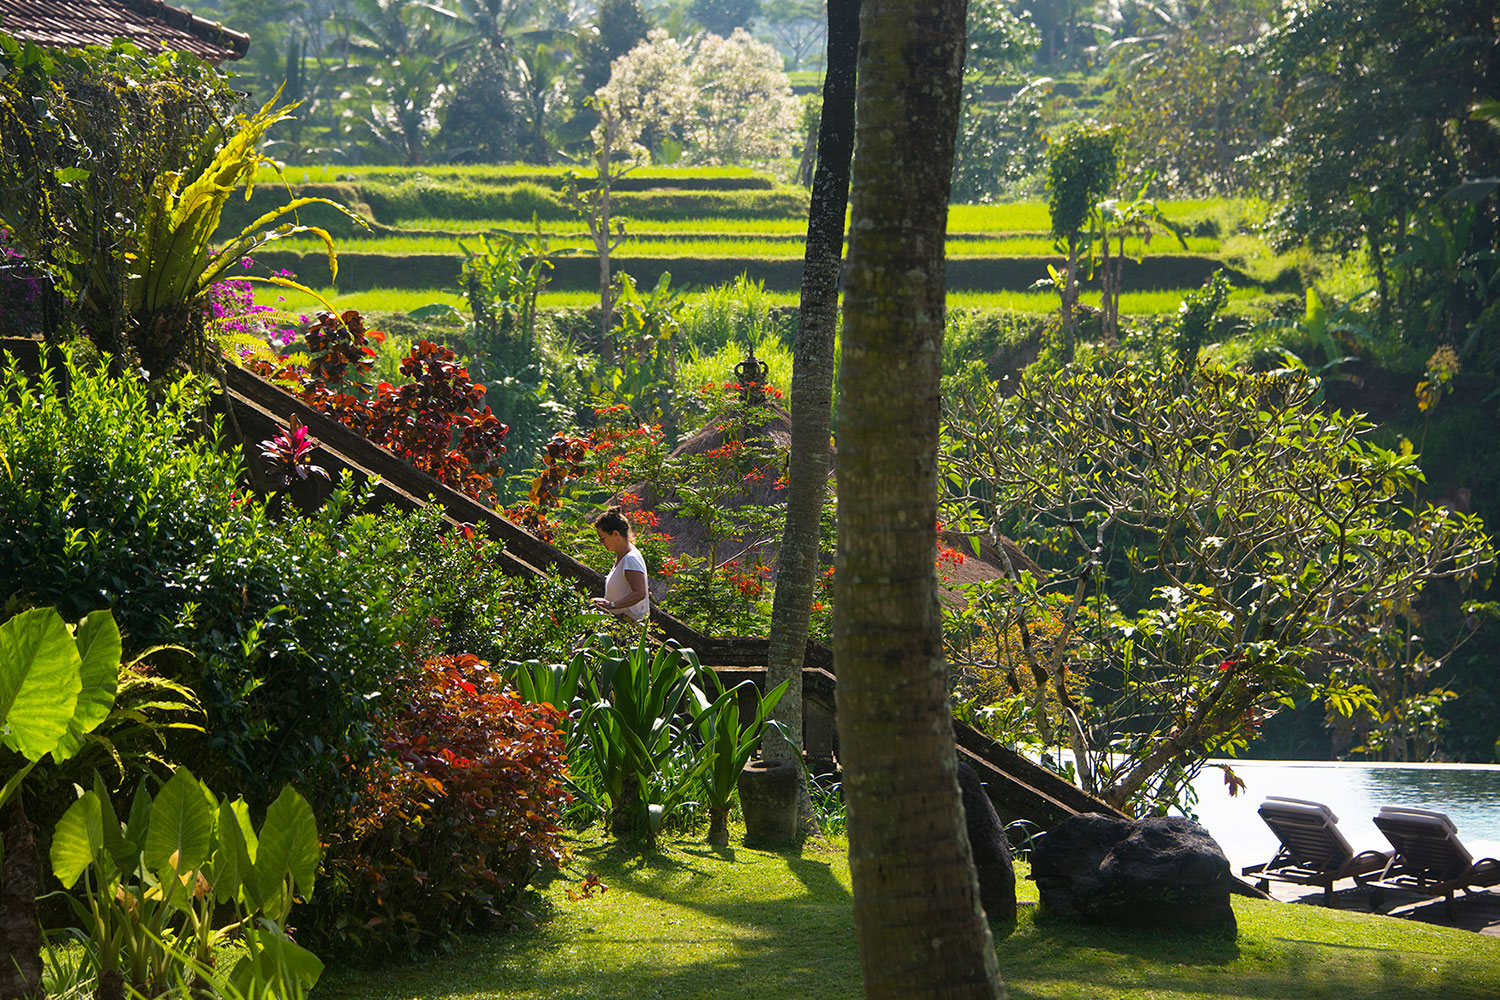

{"left": 272, "top": 232, "right": 1221, "bottom": 258}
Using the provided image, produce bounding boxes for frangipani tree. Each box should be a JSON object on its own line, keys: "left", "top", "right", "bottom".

{"left": 941, "top": 362, "right": 1495, "bottom": 812}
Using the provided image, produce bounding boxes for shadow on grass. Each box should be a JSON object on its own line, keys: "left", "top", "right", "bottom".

{"left": 316, "top": 842, "right": 1500, "bottom": 1000}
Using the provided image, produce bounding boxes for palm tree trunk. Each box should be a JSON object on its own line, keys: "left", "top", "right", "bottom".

{"left": 1, "top": 798, "right": 42, "bottom": 1000}
{"left": 836, "top": 2, "right": 1004, "bottom": 998}
{"left": 762, "top": 0, "right": 861, "bottom": 830}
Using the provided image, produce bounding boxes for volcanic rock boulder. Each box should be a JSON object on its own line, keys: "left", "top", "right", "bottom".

{"left": 957, "top": 760, "right": 1017, "bottom": 922}
{"left": 1031, "top": 813, "right": 1236, "bottom": 937}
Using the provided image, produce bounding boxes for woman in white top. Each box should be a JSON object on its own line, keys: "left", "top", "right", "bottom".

{"left": 591, "top": 506, "right": 650, "bottom": 621}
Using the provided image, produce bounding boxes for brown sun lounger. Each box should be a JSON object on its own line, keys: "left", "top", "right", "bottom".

{"left": 1367, "top": 805, "right": 1500, "bottom": 917}
{"left": 1241, "top": 796, "right": 1391, "bottom": 904}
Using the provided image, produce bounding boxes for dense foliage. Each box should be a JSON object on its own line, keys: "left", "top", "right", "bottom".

{"left": 942, "top": 362, "right": 1496, "bottom": 810}
{"left": 0, "top": 349, "right": 580, "bottom": 809}
{"left": 250, "top": 310, "right": 511, "bottom": 504}
{"left": 0, "top": 36, "right": 356, "bottom": 376}
{"left": 308, "top": 653, "right": 570, "bottom": 956}
{"left": 1259, "top": 0, "right": 1500, "bottom": 368}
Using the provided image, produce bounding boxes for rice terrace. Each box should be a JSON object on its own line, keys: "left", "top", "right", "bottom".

{"left": 1, "top": 2, "right": 1497, "bottom": 1000}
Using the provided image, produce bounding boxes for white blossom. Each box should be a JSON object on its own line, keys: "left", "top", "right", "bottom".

{"left": 598, "top": 27, "right": 801, "bottom": 167}
{"left": 686, "top": 28, "right": 801, "bottom": 166}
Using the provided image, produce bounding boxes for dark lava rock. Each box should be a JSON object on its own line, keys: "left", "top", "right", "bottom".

{"left": 1031, "top": 812, "right": 1236, "bottom": 937}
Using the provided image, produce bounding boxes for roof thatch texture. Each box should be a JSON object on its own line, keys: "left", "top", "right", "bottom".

{"left": 623, "top": 400, "right": 1043, "bottom": 606}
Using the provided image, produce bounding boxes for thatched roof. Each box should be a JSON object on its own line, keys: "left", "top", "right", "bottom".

{"left": 0, "top": 0, "right": 250, "bottom": 64}
{"left": 626, "top": 400, "right": 808, "bottom": 574}
{"left": 624, "top": 401, "right": 1043, "bottom": 604}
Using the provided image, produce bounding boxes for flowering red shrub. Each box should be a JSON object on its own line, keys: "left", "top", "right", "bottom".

{"left": 508, "top": 433, "right": 588, "bottom": 542}
{"left": 249, "top": 312, "right": 508, "bottom": 504}
{"left": 307, "top": 654, "right": 570, "bottom": 956}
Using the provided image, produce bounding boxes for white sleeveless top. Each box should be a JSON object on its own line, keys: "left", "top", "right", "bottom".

{"left": 604, "top": 547, "right": 649, "bottom": 620}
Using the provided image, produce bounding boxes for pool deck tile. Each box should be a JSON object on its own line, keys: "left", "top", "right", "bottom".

{"left": 1265, "top": 881, "right": 1500, "bottom": 937}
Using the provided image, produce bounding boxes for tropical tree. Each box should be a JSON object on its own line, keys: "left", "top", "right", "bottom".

{"left": 950, "top": 0, "right": 1042, "bottom": 203}
{"left": 758, "top": 0, "right": 826, "bottom": 71}
{"left": 761, "top": 0, "right": 860, "bottom": 830}
{"left": 690, "top": 0, "right": 763, "bottom": 36}
{"left": 836, "top": 1, "right": 1004, "bottom": 997}
{"left": 940, "top": 363, "right": 1496, "bottom": 812}
{"left": 579, "top": 0, "right": 651, "bottom": 94}
{"left": 1044, "top": 120, "right": 1121, "bottom": 359}
{"left": 594, "top": 27, "right": 696, "bottom": 157}
{"left": 686, "top": 27, "right": 801, "bottom": 165}
{"left": 599, "top": 26, "right": 801, "bottom": 166}
{"left": 1104, "top": 0, "right": 1278, "bottom": 195}
{"left": 514, "top": 37, "right": 579, "bottom": 163}
{"left": 340, "top": 0, "right": 460, "bottom": 165}
{"left": 1258, "top": 0, "right": 1500, "bottom": 359}
{"left": 562, "top": 94, "right": 646, "bottom": 343}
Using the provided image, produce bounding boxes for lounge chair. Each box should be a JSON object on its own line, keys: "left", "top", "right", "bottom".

{"left": 1241, "top": 796, "right": 1391, "bottom": 904}
{"left": 1367, "top": 805, "right": 1500, "bottom": 917}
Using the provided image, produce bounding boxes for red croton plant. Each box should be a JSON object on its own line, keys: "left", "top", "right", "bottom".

{"left": 317, "top": 653, "right": 571, "bottom": 954}
{"left": 249, "top": 310, "right": 508, "bottom": 504}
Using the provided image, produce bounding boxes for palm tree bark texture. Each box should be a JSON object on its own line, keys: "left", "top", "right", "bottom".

{"left": 835, "top": 1, "right": 1004, "bottom": 998}
{"left": 762, "top": 0, "right": 861, "bottom": 826}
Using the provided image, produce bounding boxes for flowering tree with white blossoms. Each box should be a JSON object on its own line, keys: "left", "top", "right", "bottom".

{"left": 594, "top": 28, "right": 696, "bottom": 155}
{"left": 685, "top": 28, "right": 801, "bottom": 165}
{"left": 598, "top": 27, "right": 801, "bottom": 166}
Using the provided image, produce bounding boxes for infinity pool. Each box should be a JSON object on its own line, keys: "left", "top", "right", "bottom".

{"left": 1188, "top": 759, "right": 1500, "bottom": 873}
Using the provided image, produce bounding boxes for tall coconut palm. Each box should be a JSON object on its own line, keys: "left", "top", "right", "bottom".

{"left": 761, "top": 0, "right": 860, "bottom": 828}
{"left": 341, "top": 0, "right": 462, "bottom": 164}
{"left": 835, "top": 1, "right": 1005, "bottom": 997}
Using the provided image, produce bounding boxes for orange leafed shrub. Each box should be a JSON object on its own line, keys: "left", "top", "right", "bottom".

{"left": 309, "top": 654, "right": 570, "bottom": 956}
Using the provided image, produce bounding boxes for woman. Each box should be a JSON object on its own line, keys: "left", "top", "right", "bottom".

{"left": 591, "top": 507, "right": 649, "bottom": 621}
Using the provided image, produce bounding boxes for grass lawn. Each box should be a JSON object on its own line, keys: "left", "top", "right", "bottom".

{"left": 313, "top": 831, "right": 1500, "bottom": 1000}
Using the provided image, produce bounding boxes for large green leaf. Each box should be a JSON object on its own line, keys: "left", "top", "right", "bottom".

{"left": 93, "top": 772, "right": 136, "bottom": 881}
{"left": 0, "top": 608, "right": 83, "bottom": 761}
{"left": 255, "top": 786, "right": 320, "bottom": 911}
{"left": 51, "top": 790, "right": 111, "bottom": 889}
{"left": 143, "top": 767, "right": 214, "bottom": 881}
{"left": 229, "top": 919, "right": 324, "bottom": 998}
{"left": 51, "top": 611, "right": 121, "bottom": 761}
{"left": 213, "top": 798, "right": 258, "bottom": 906}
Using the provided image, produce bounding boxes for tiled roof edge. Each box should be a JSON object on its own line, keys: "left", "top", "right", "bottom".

{"left": 119, "top": 0, "right": 250, "bottom": 59}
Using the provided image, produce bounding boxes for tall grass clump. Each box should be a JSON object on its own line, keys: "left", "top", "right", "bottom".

{"left": 680, "top": 274, "right": 792, "bottom": 354}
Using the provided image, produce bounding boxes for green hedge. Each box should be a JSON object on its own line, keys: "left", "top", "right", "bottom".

{"left": 253, "top": 250, "right": 1240, "bottom": 294}
{"left": 215, "top": 181, "right": 809, "bottom": 244}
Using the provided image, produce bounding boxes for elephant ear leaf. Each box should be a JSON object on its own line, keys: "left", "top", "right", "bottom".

{"left": 93, "top": 772, "right": 136, "bottom": 879}
{"left": 52, "top": 611, "right": 121, "bottom": 762}
{"left": 229, "top": 920, "right": 324, "bottom": 998}
{"left": 143, "top": 767, "right": 214, "bottom": 907}
{"left": 0, "top": 608, "right": 83, "bottom": 762}
{"left": 255, "top": 786, "right": 321, "bottom": 916}
{"left": 213, "top": 798, "right": 259, "bottom": 906}
{"left": 51, "top": 790, "right": 113, "bottom": 890}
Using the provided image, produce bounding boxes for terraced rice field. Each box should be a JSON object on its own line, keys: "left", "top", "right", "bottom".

{"left": 241, "top": 167, "right": 1277, "bottom": 315}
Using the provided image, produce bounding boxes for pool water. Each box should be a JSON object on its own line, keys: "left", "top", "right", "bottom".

{"left": 1187, "top": 759, "right": 1500, "bottom": 873}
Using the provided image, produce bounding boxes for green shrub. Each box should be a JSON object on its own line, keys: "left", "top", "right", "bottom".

{"left": 0, "top": 349, "right": 585, "bottom": 811}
